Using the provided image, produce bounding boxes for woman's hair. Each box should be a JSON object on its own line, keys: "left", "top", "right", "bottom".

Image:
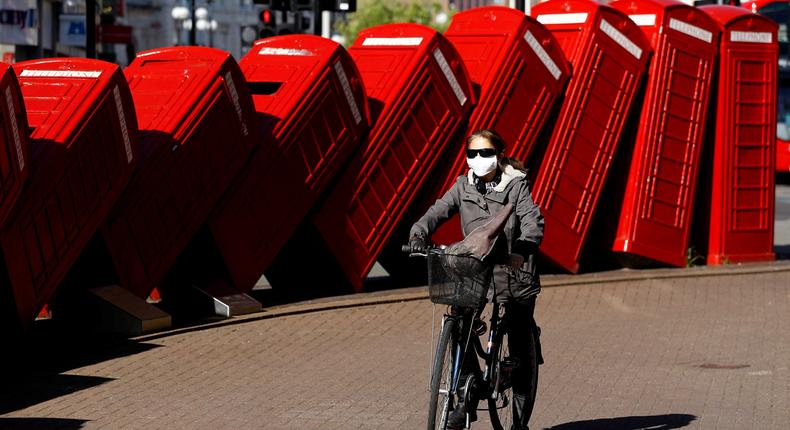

{"left": 466, "top": 128, "right": 525, "bottom": 171}
{"left": 467, "top": 129, "right": 506, "bottom": 153}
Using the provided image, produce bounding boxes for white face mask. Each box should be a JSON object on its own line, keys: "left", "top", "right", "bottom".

{"left": 467, "top": 155, "right": 498, "bottom": 177}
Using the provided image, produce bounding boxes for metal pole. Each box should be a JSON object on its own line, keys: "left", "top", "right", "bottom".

{"left": 36, "top": 0, "right": 43, "bottom": 57}
{"left": 321, "top": 10, "right": 331, "bottom": 38}
{"left": 190, "top": 0, "right": 197, "bottom": 45}
{"left": 312, "top": 1, "right": 321, "bottom": 36}
{"left": 86, "top": 0, "right": 96, "bottom": 58}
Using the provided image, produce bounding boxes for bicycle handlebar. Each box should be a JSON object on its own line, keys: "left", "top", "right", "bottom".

{"left": 402, "top": 244, "right": 430, "bottom": 257}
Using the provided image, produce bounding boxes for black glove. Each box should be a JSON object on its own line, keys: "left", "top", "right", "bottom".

{"left": 409, "top": 235, "right": 429, "bottom": 253}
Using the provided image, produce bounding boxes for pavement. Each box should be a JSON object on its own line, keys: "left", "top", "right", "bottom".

{"left": 0, "top": 185, "right": 788, "bottom": 430}
{"left": 2, "top": 260, "right": 790, "bottom": 430}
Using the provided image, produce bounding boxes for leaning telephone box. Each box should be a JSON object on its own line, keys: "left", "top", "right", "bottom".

{"left": 741, "top": 0, "right": 790, "bottom": 172}
{"left": 531, "top": 0, "right": 651, "bottom": 272}
{"left": 0, "top": 63, "right": 29, "bottom": 227}
{"left": 609, "top": 0, "right": 719, "bottom": 267}
{"left": 3, "top": 59, "right": 137, "bottom": 327}
{"left": 203, "top": 36, "right": 369, "bottom": 292}
{"left": 288, "top": 24, "right": 474, "bottom": 291}
{"left": 100, "top": 47, "right": 257, "bottom": 299}
{"left": 426, "top": 6, "right": 570, "bottom": 245}
{"left": 698, "top": 5, "right": 777, "bottom": 264}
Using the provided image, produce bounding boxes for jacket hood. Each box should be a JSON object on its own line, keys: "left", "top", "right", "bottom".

{"left": 467, "top": 159, "right": 526, "bottom": 192}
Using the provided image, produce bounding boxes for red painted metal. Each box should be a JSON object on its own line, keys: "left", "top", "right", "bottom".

{"left": 299, "top": 24, "right": 475, "bottom": 291}
{"left": 741, "top": 0, "right": 776, "bottom": 11}
{"left": 0, "top": 63, "right": 29, "bottom": 227}
{"left": 101, "top": 47, "right": 257, "bottom": 299}
{"left": 4, "top": 58, "right": 137, "bottom": 327}
{"left": 426, "top": 6, "right": 570, "bottom": 245}
{"left": 699, "top": 5, "right": 777, "bottom": 264}
{"left": 778, "top": 140, "right": 790, "bottom": 171}
{"left": 740, "top": 0, "right": 790, "bottom": 172}
{"left": 204, "top": 35, "right": 369, "bottom": 292}
{"left": 609, "top": 0, "right": 720, "bottom": 267}
{"left": 530, "top": 0, "right": 651, "bottom": 272}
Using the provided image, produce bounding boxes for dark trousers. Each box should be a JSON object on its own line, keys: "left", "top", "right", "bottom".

{"left": 505, "top": 298, "right": 540, "bottom": 429}
{"left": 506, "top": 298, "right": 540, "bottom": 390}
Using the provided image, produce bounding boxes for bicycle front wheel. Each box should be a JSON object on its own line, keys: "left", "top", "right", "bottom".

{"left": 427, "top": 317, "right": 456, "bottom": 430}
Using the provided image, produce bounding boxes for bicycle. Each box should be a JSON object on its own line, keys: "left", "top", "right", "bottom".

{"left": 403, "top": 245, "right": 540, "bottom": 430}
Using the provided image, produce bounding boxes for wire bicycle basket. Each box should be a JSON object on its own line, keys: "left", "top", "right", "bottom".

{"left": 427, "top": 248, "right": 493, "bottom": 308}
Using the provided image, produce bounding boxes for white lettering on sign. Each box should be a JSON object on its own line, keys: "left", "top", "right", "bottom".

{"left": 600, "top": 19, "right": 643, "bottom": 60}
{"left": 258, "top": 47, "right": 314, "bottom": 56}
{"left": 669, "top": 18, "right": 713, "bottom": 43}
{"left": 224, "top": 71, "right": 249, "bottom": 137}
{"left": 730, "top": 30, "right": 772, "bottom": 44}
{"left": 4, "top": 87, "right": 23, "bottom": 172}
{"left": 112, "top": 86, "right": 133, "bottom": 164}
{"left": 524, "top": 30, "right": 561, "bottom": 81}
{"left": 433, "top": 48, "right": 467, "bottom": 107}
{"left": 628, "top": 14, "right": 656, "bottom": 27}
{"left": 334, "top": 61, "right": 362, "bottom": 125}
{"left": 19, "top": 69, "right": 101, "bottom": 78}
{"left": 361, "top": 37, "right": 423, "bottom": 46}
{"left": 536, "top": 13, "right": 588, "bottom": 25}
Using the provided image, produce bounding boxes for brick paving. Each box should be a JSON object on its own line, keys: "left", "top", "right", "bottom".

{"left": 2, "top": 268, "right": 790, "bottom": 429}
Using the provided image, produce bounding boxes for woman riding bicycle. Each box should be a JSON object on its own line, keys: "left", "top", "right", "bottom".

{"left": 409, "top": 129, "right": 544, "bottom": 430}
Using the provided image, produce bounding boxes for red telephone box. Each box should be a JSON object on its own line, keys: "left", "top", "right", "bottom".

{"left": 101, "top": 47, "right": 258, "bottom": 299}
{"left": 610, "top": 0, "right": 720, "bottom": 267}
{"left": 531, "top": 0, "right": 651, "bottom": 272}
{"left": 426, "top": 6, "right": 570, "bottom": 245}
{"left": 203, "top": 35, "right": 369, "bottom": 292}
{"left": 0, "top": 63, "right": 29, "bottom": 227}
{"left": 698, "top": 5, "right": 777, "bottom": 264}
{"left": 4, "top": 58, "right": 137, "bottom": 327}
{"left": 740, "top": 0, "right": 790, "bottom": 172}
{"left": 278, "top": 24, "right": 474, "bottom": 291}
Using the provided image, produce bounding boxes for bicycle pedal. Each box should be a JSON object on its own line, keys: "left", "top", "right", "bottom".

{"left": 472, "top": 318, "right": 487, "bottom": 336}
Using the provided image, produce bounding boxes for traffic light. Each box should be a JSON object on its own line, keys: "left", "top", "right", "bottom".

{"left": 259, "top": 7, "right": 276, "bottom": 38}
{"left": 336, "top": 0, "right": 356, "bottom": 12}
{"left": 318, "top": 0, "right": 356, "bottom": 12}
{"left": 253, "top": 0, "right": 291, "bottom": 10}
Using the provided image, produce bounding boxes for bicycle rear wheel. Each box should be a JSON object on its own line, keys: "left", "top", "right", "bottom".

{"left": 488, "top": 328, "right": 539, "bottom": 430}
{"left": 427, "top": 317, "right": 457, "bottom": 430}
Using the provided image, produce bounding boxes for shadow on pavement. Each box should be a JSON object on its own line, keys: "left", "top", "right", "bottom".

{"left": 18, "top": 321, "right": 162, "bottom": 376}
{"left": 0, "top": 374, "right": 111, "bottom": 416}
{"left": 544, "top": 414, "right": 697, "bottom": 430}
{"left": 0, "top": 321, "right": 160, "bottom": 416}
{"left": 0, "top": 418, "right": 87, "bottom": 429}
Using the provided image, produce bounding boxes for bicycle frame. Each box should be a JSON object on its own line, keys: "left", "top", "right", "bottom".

{"left": 438, "top": 302, "right": 507, "bottom": 408}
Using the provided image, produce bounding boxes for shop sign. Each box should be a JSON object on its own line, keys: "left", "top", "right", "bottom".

{"left": 0, "top": 0, "right": 37, "bottom": 45}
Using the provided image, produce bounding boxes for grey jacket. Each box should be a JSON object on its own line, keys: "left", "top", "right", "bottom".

{"left": 410, "top": 162, "right": 544, "bottom": 302}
